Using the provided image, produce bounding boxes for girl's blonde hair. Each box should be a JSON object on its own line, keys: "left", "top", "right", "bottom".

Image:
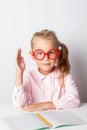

{"left": 31, "top": 29, "right": 70, "bottom": 86}
{"left": 57, "top": 43, "right": 70, "bottom": 86}
{"left": 31, "top": 29, "right": 60, "bottom": 49}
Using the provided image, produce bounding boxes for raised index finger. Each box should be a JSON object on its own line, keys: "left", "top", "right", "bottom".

{"left": 16, "top": 48, "right": 22, "bottom": 61}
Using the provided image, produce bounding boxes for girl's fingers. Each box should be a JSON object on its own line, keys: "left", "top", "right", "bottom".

{"left": 16, "top": 48, "right": 21, "bottom": 61}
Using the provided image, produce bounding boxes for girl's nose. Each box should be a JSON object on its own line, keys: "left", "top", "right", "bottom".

{"left": 44, "top": 54, "right": 49, "bottom": 60}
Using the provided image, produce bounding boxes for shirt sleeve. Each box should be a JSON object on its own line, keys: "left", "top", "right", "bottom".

{"left": 52, "top": 74, "right": 80, "bottom": 110}
{"left": 12, "top": 74, "right": 32, "bottom": 107}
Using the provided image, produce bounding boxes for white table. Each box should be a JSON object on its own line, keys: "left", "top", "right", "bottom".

{"left": 0, "top": 103, "right": 87, "bottom": 130}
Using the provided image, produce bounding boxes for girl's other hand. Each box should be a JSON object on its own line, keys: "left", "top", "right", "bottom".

{"left": 15, "top": 48, "right": 26, "bottom": 72}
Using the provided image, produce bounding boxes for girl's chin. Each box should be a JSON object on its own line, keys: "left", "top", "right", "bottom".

{"left": 42, "top": 66, "right": 53, "bottom": 70}
{"left": 39, "top": 67, "right": 55, "bottom": 75}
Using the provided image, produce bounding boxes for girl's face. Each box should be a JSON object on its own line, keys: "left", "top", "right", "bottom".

{"left": 30, "top": 38, "right": 57, "bottom": 75}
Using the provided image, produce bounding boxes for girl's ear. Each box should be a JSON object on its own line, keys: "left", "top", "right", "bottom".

{"left": 29, "top": 51, "right": 35, "bottom": 60}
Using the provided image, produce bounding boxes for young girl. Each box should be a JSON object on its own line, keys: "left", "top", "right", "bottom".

{"left": 13, "top": 29, "right": 80, "bottom": 112}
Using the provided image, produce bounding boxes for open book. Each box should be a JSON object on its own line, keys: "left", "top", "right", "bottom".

{"left": 2, "top": 110, "right": 87, "bottom": 130}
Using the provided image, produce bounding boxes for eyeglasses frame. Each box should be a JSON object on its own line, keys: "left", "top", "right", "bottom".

{"left": 32, "top": 48, "right": 61, "bottom": 60}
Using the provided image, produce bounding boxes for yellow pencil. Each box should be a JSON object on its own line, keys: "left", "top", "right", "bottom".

{"left": 36, "top": 113, "right": 52, "bottom": 127}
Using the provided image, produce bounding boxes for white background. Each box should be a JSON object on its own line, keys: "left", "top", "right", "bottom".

{"left": 0, "top": 0, "right": 87, "bottom": 103}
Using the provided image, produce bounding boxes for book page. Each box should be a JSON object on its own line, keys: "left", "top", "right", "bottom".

{"left": 3, "top": 113, "right": 50, "bottom": 130}
{"left": 39, "top": 110, "right": 87, "bottom": 128}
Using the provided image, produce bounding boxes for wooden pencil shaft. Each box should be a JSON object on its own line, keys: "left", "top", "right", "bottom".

{"left": 36, "top": 113, "right": 52, "bottom": 127}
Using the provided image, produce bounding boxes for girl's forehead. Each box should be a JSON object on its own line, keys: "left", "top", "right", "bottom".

{"left": 32, "top": 37, "right": 57, "bottom": 50}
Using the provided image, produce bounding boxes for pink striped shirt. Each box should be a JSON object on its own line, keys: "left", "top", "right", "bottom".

{"left": 12, "top": 67, "right": 80, "bottom": 109}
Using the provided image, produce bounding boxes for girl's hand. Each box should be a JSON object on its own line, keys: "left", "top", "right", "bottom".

{"left": 21, "top": 102, "right": 56, "bottom": 112}
{"left": 15, "top": 48, "right": 26, "bottom": 72}
{"left": 21, "top": 103, "right": 44, "bottom": 112}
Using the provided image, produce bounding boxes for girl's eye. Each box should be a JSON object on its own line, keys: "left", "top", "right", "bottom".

{"left": 49, "top": 51, "right": 56, "bottom": 54}
{"left": 35, "top": 51, "right": 44, "bottom": 57}
{"left": 37, "top": 52, "right": 43, "bottom": 55}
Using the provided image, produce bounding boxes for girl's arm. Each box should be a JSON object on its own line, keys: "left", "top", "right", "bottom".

{"left": 53, "top": 74, "right": 80, "bottom": 110}
{"left": 15, "top": 48, "right": 25, "bottom": 86}
{"left": 21, "top": 101, "right": 56, "bottom": 112}
{"left": 12, "top": 82, "right": 32, "bottom": 107}
{"left": 13, "top": 48, "right": 31, "bottom": 107}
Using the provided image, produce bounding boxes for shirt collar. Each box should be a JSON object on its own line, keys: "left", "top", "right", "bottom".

{"left": 34, "top": 67, "right": 58, "bottom": 80}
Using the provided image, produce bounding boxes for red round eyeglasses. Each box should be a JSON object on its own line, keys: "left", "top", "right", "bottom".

{"left": 32, "top": 48, "right": 61, "bottom": 60}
